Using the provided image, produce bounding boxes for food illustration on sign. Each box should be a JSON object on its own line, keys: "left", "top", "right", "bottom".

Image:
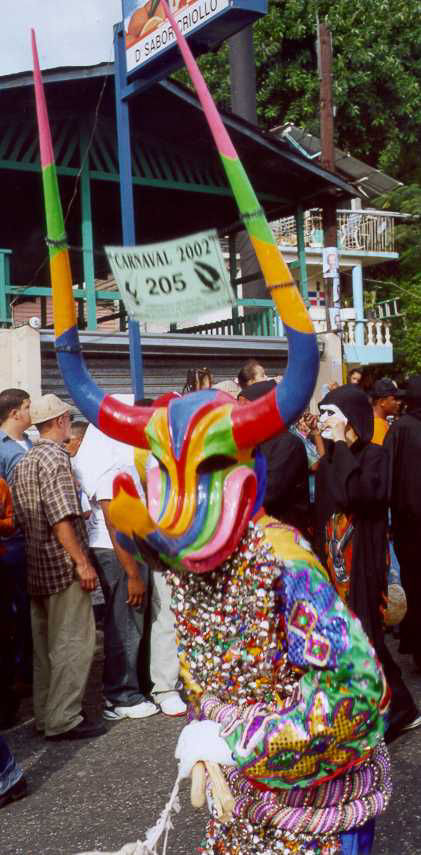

{"left": 126, "top": 0, "right": 194, "bottom": 47}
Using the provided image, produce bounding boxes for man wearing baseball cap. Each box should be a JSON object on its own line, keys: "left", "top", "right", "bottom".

{"left": 371, "top": 378, "right": 404, "bottom": 445}
{"left": 385, "top": 375, "right": 421, "bottom": 675}
{"left": 11, "top": 394, "right": 105, "bottom": 740}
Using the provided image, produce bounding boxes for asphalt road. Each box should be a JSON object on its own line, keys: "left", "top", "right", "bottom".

{"left": 2, "top": 635, "right": 421, "bottom": 855}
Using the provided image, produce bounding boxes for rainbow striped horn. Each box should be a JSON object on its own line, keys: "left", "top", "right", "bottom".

{"left": 161, "top": 2, "right": 319, "bottom": 446}
{"left": 31, "top": 30, "right": 154, "bottom": 448}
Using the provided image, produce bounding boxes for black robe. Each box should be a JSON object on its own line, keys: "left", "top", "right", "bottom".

{"left": 313, "top": 385, "right": 418, "bottom": 734}
{"left": 261, "top": 430, "right": 310, "bottom": 534}
{"left": 238, "top": 380, "right": 309, "bottom": 534}
{"left": 314, "top": 438, "right": 389, "bottom": 653}
{"left": 384, "top": 408, "right": 421, "bottom": 661}
{"left": 384, "top": 409, "right": 421, "bottom": 527}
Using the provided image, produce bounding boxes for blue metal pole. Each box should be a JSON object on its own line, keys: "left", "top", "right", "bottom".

{"left": 295, "top": 205, "right": 309, "bottom": 307}
{"left": 114, "top": 23, "right": 144, "bottom": 401}
{"left": 352, "top": 263, "right": 365, "bottom": 347}
{"left": 79, "top": 124, "right": 97, "bottom": 330}
{"left": 0, "top": 250, "right": 12, "bottom": 325}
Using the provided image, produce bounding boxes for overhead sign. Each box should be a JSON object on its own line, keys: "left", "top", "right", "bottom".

{"left": 122, "top": 0, "right": 267, "bottom": 79}
{"left": 124, "top": 0, "right": 229, "bottom": 73}
{"left": 105, "top": 229, "right": 234, "bottom": 323}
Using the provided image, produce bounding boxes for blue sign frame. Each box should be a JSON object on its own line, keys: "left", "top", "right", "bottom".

{"left": 123, "top": 0, "right": 267, "bottom": 89}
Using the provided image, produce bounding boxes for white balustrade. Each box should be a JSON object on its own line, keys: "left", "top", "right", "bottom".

{"left": 270, "top": 209, "right": 396, "bottom": 253}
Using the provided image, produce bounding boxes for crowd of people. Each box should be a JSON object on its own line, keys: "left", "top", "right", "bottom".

{"left": 1, "top": 362, "right": 420, "bottom": 814}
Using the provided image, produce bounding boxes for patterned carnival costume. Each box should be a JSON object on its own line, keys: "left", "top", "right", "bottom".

{"left": 31, "top": 13, "right": 392, "bottom": 854}
{"left": 167, "top": 517, "right": 391, "bottom": 855}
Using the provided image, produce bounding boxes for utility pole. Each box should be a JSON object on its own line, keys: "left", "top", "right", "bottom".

{"left": 317, "top": 18, "right": 338, "bottom": 334}
{"left": 229, "top": 28, "right": 266, "bottom": 309}
{"left": 229, "top": 27, "right": 257, "bottom": 123}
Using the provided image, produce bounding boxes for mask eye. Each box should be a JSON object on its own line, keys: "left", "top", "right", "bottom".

{"left": 197, "top": 455, "right": 238, "bottom": 475}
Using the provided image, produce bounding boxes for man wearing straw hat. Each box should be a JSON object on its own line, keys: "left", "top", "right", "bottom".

{"left": 11, "top": 394, "right": 105, "bottom": 741}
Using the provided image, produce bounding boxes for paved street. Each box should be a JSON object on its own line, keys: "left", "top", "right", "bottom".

{"left": 2, "top": 636, "right": 421, "bottom": 855}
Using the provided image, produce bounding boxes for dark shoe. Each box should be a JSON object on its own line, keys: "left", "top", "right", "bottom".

{"left": 0, "top": 693, "right": 20, "bottom": 731}
{"left": 385, "top": 708, "right": 421, "bottom": 744}
{"left": 0, "top": 776, "right": 28, "bottom": 808}
{"left": 46, "top": 717, "right": 106, "bottom": 741}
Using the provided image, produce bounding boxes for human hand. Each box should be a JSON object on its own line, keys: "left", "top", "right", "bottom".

{"left": 127, "top": 573, "right": 145, "bottom": 607}
{"left": 305, "top": 413, "right": 319, "bottom": 434}
{"left": 75, "top": 558, "right": 98, "bottom": 592}
{"left": 175, "top": 720, "right": 235, "bottom": 779}
{"left": 326, "top": 417, "right": 347, "bottom": 442}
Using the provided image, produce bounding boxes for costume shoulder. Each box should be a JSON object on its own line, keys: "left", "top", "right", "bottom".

{"left": 257, "top": 514, "right": 329, "bottom": 581}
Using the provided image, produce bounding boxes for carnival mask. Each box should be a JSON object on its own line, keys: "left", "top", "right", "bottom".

{"left": 319, "top": 404, "right": 348, "bottom": 440}
{"left": 108, "top": 389, "right": 268, "bottom": 574}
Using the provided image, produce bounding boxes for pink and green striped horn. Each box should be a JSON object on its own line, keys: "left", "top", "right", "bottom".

{"left": 31, "top": 29, "right": 156, "bottom": 447}
{"left": 161, "top": 1, "right": 319, "bottom": 447}
{"left": 32, "top": 13, "right": 318, "bottom": 449}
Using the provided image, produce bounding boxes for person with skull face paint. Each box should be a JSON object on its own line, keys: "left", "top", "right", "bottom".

{"left": 314, "top": 385, "right": 421, "bottom": 742}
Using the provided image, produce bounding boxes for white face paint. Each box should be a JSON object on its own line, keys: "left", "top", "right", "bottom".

{"left": 319, "top": 404, "right": 348, "bottom": 439}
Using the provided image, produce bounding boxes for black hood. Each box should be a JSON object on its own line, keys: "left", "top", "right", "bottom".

{"left": 319, "top": 385, "right": 373, "bottom": 446}
{"left": 238, "top": 379, "right": 276, "bottom": 401}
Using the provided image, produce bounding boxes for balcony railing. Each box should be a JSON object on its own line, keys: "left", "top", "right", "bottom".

{"left": 343, "top": 319, "right": 392, "bottom": 347}
{"left": 271, "top": 209, "right": 396, "bottom": 253}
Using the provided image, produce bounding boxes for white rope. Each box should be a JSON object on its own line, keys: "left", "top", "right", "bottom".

{"left": 76, "top": 774, "right": 182, "bottom": 855}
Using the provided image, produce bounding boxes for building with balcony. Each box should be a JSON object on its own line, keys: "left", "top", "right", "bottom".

{"left": 269, "top": 125, "right": 405, "bottom": 367}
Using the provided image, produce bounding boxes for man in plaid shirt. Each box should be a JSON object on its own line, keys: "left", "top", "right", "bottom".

{"left": 12, "top": 395, "right": 105, "bottom": 740}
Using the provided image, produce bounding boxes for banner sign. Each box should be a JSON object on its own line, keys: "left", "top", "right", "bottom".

{"left": 123, "top": 0, "right": 229, "bottom": 74}
{"left": 105, "top": 229, "right": 234, "bottom": 323}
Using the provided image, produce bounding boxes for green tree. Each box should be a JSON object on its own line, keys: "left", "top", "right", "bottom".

{"left": 176, "top": 0, "right": 421, "bottom": 182}
{"left": 373, "top": 184, "right": 421, "bottom": 372}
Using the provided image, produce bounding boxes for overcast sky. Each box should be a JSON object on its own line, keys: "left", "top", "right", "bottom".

{"left": 1, "top": 0, "right": 123, "bottom": 76}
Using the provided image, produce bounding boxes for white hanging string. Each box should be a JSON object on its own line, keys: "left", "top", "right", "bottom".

{"left": 76, "top": 774, "right": 182, "bottom": 855}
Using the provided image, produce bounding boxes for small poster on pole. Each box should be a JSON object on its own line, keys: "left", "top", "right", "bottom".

{"left": 105, "top": 229, "right": 234, "bottom": 323}
{"left": 322, "top": 246, "right": 339, "bottom": 279}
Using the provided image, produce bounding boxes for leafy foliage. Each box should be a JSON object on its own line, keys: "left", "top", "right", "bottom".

{"left": 175, "top": 0, "right": 421, "bottom": 182}
{"left": 373, "top": 185, "right": 421, "bottom": 372}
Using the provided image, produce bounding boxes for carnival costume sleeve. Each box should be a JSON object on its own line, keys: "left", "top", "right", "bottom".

{"left": 198, "top": 521, "right": 388, "bottom": 791}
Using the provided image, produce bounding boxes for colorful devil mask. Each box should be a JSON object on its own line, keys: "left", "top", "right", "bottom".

{"left": 109, "top": 389, "right": 268, "bottom": 573}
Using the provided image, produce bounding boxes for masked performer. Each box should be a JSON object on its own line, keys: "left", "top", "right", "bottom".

{"left": 31, "top": 18, "right": 391, "bottom": 855}
{"left": 315, "top": 385, "right": 421, "bottom": 743}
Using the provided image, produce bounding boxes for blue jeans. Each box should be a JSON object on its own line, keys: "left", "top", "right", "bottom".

{"left": 341, "top": 819, "right": 375, "bottom": 854}
{"left": 1, "top": 535, "right": 32, "bottom": 686}
{"left": 0, "top": 735, "right": 23, "bottom": 797}
{"left": 91, "top": 548, "right": 146, "bottom": 706}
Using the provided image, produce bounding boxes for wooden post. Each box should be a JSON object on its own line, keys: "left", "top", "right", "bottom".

{"left": 318, "top": 19, "right": 337, "bottom": 331}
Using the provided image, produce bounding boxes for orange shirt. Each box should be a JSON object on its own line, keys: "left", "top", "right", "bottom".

{"left": 372, "top": 416, "right": 389, "bottom": 446}
{"left": 0, "top": 477, "right": 14, "bottom": 537}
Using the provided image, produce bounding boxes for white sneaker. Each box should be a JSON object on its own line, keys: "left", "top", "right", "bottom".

{"left": 157, "top": 693, "right": 187, "bottom": 717}
{"left": 103, "top": 700, "right": 160, "bottom": 720}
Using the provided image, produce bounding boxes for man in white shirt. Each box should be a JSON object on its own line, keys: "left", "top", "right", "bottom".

{"left": 71, "top": 422, "right": 186, "bottom": 719}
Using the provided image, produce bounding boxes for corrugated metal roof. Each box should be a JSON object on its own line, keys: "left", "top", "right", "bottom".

{"left": 274, "top": 123, "right": 402, "bottom": 200}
